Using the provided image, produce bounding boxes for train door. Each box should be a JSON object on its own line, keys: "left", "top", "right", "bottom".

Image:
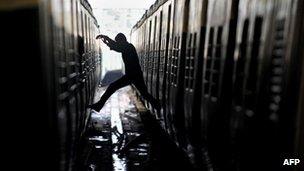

{"left": 83, "top": 13, "right": 89, "bottom": 106}
{"left": 152, "top": 10, "right": 162, "bottom": 113}
{"left": 64, "top": 0, "right": 79, "bottom": 168}
{"left": 79, "top": 9, "right": 87, "bottom": 133}
{"left": 230, "top": 0, "right": 273, "bottom": 169}
{"left": 147, "top": 18, "right": 155, "bottom": 97}
{"left": 139, "top": 23, "right": 146, "bottom": 82}
{"left": 51, "top": 0, "right": 69, "bottom": 169}
{"left": 142, "top": 22, "right": 147, "bottom": 82}
{"left": 87, "top": 18, "right": 92, "bottom": 102}
{"left": 159, "top": 1, "right": 173, "bottom": 131}
{"left": 182, "top": 0, "right": 208, "bottom": 162}
{"left": 168, "top": 0, "right": 190, "bottom": 147}
{"left": 146, "top": 19, "right": 153, "bottom": 99}
{"left": 145, "top": 20, "right": 151, "bottom": 87}
{"left": 230, "top": 0, "right": 304, "bottom": 170}
{"left": 74, "top": 0, "right": 82, "bottom": 143}
{"left": 152, "top": 15, "right": 157, "bottom": 95}
{"left": 258, "top": 0, "right": 304, "bottom": 170}
{"left": 200, "top": 0, "right": 239, "bottom": 169}
{"left": 145, "top": 14, "right": 158, "bottom": 112}
{"left": 164, "top": 1, "right": 175, "bottom": 137}
{"left": 271, "top": 1, "right": 304, "bottom": 164}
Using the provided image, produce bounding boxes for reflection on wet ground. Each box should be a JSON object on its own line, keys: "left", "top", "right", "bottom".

{"left": 83, "top": 86, "right": 193, "bottom": 171}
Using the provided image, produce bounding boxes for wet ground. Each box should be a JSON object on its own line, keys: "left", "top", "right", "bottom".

{"left": 81, "top": 86, "right": 194, "bottom": 171}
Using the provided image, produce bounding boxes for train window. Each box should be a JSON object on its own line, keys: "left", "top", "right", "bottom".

{"left": 91, "top": 21, "right": 93, "bottom": 51}
{"left": 85, "top": 15, "right": 88, "bottom": 53}
{"left": 153, "top": 16, "right": 157, "bottom": 73}
{"left": 159, "top": 11, "right": 163, "bottom": 45}
{"left": 88, "top": 19, "right": 90, "bottom": 52}
{"left": 234, "top": 19, "right": 249, "bottom": 105}
{"left": 172, "top": 37, "right": 177, "bottom": 85}
{"left": 183, "top": 0, "right": 190, "bottom": 31}
{"left": 75, "top": 1, "right": 79, "bottom": 37}
{"left": 88, "top": 17, "right": 91, "bottom": 52}
{"left": 84, "top": 14, "right": 87, "bottom": 53}
{"left": 176, "top": 36, "right": 181, "bottom": 85}
{"left": 159, "top": 11, "right": 163, "bottom": 74}
{"left": 140, "top": 28, "right": 144, "bottom": 70}
{"left": 210, "top": 26, "right": 223, "bottom": 97}
{"left": 55, "top": 2, "right": 68, "bottom": 96}
{"left": 170, "top": 36, "right": 177, "bottom": 84}
{"left": 78, "top": 10, "right": 84, "bottom": 77}
{"left": 148, "top": 20, "right": 152, "bottom": 79}
{"left": 165, "top": 5, "right": 172, "bottom": 60}
{"left": 171, "top": 36, "right": 180, "bottom": 86}
{"left": 70, "top": 0, "right": 74, "bottom": 49}
{"left": 90, "top": 20, "right": 93, "bottom": 52}
{"left": 189, "top": 33, "right": 197, "bottom": 89}
{"left": 70, "top": 0, "right": 78, "bottom": 79}
{"left": 149, "top": 20, "right": 152, "bottom": 50}
{"left": 268, "top": 19, "right": 286, "bottom": 119}
{"left": 89, "top": 18, "right": 91, "bottom": 52}
{"left": 80, "top": 11, "right": 84, "bottom": 38}
{"left": 164, "top": 5, "right": 172, "bottom": 84}
{"left": 168, "top": 37, "right": 174, "bottom": 84}
{"left": 244, "top": 17, "right": 263, "bottom": 109}
{"left": 185, "top": 33, "right": 193, "bottom": 89}
{"left": 204, "top": 27, "right": 214, "bottom": 95}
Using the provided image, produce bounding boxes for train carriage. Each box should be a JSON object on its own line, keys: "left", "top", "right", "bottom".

{"left": 4, "top": 0, "right": 304, "bottom": 170}
{"left": 151, "top": 8, "right": 161, "bottom": 107}
{"left": 231, "top": 0, "right": 304, "bottom": 170}
{"left": 131, "top": 14, "right": 149, "bottom": 107}
{"left": 143, "top": 20, "right": 150, "bottom": 88}
{"left": 198, "top": 0, "right": 239, "bottom": 169}
{"left": 297, "top": 28, "right": 304, "bottom": 171}
{"left": 230, "top": 0, "right": 274, "bottom": 169}
{"left": 157, "top": 0, "right": 174, "bottom": 129}
{"left": 165, "top": 0, "right": 190, "bottom": 145}
{"left": 146, "top": 8, "right": 155, "bottom": 100}
{"left": 146, "top": 4, "right": 163, "bottom": 113}
{"left": 182, "top": 0, "right": 208, "bottom": 157}
{"left": 144, "top": 6, "right": 155, "bottom": 111}
{"left": 134, "top": 0, "right": 304, "bottom": 170}
{"left": 0, "top": 0, "right": 102, "bottom": 170}
{"left": 131, "top": 0, "right": 176, "bottom": 122}
{"left": 48, "top": 0, "right": 102, "bottom": 170}
{"left": 47, "top": 1, "right": 102, "bottom": 170}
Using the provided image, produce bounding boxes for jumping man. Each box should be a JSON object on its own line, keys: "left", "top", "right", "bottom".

{"left": 87, "top": 33, "right": 161, "bottom": 112}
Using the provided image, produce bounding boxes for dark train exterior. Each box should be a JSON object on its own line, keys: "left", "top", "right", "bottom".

{"left": 1, "top": 0, "right": 101, "bottom": 170}
{"left": 131, "top": 0, "right": 304, "bottom": 170}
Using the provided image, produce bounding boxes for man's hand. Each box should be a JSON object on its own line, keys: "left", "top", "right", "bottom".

{"left": 96, "top": 34, "right": 110, "bottom": 44}
{"left": 96, "top": 34, "right": 108, "bottom": 40}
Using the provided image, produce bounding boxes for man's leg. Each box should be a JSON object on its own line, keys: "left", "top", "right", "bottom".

{"left": 88, "top": 75, "right": 131, "bottom": 112}
{"left": 132, "top": 77, "right": 161, "bottom": 111}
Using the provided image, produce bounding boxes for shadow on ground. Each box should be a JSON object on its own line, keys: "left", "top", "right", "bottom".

{"left": 78, "top": 87, "right": 194, "bottom": 171}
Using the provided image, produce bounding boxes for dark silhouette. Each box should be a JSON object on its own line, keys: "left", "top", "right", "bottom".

{"left": 88, "top": 33, "right": 161, "bottom": 112}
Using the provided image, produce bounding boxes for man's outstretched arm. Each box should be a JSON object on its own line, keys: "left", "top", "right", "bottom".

{"left": 96, "top": 34, "right": 124, "bottom": 52}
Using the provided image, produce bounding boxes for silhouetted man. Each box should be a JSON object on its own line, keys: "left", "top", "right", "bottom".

{"left": 88, "top": 33, "right": 161, "bottom": 112}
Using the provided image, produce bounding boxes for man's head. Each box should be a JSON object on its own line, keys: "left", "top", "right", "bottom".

{"left": 115, "top": 33, "right": 127, "bottom": 43}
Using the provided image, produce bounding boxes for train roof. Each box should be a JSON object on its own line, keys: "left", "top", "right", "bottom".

{"left": 81, "top": 0, "right": 99, "bottom": 27}
{"left": 131, "top": 0, "right": 168, "bottom": 32}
